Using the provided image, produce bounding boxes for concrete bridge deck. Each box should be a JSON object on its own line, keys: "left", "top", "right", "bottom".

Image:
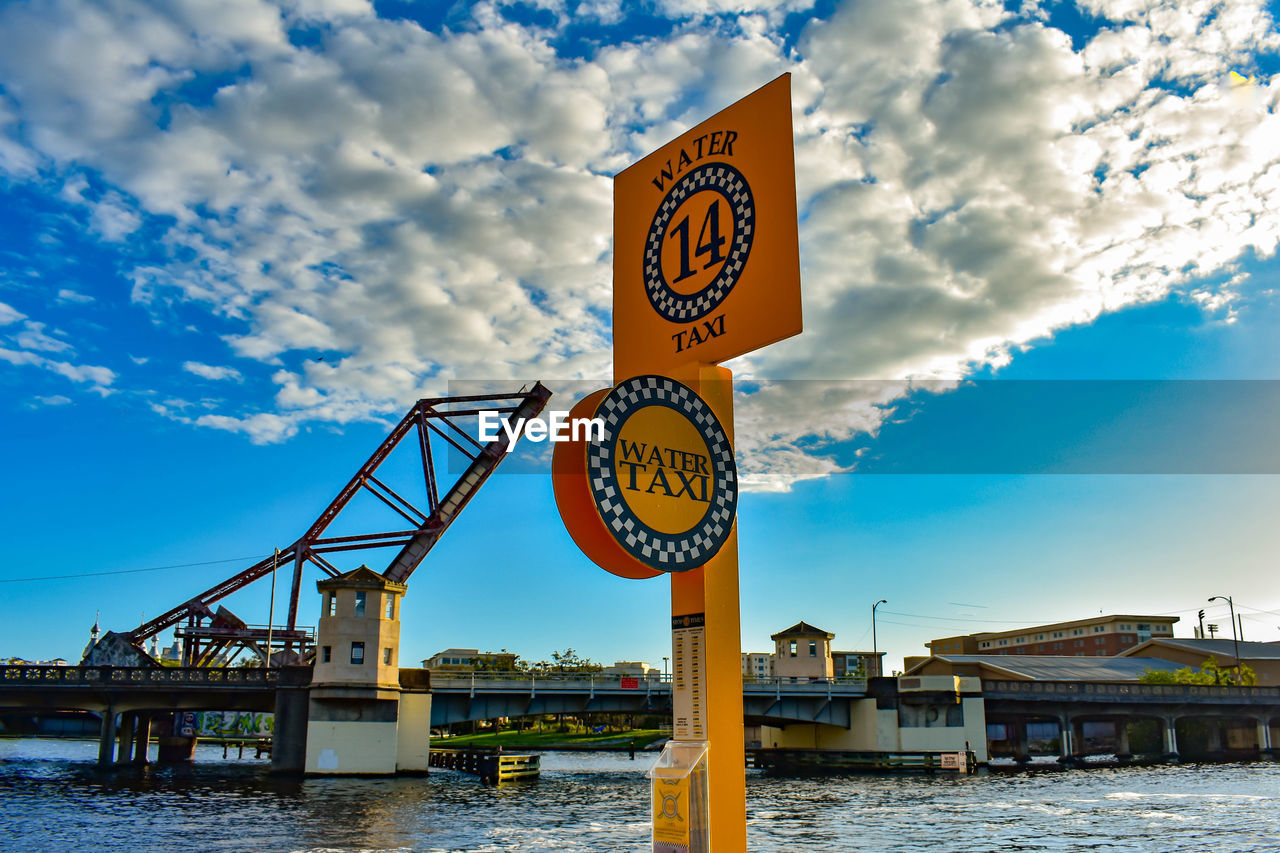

{"left": 981, "top": 678, "right": 1280, "bottom": 763}
{"left": 10, "top": 666, "right": 1280, "bottom": 767}
{"left": 0, "top": 666, "right": 868, "bottom": 727}
{"left": 425, "top": 672, "right": 869, "bottom": 726}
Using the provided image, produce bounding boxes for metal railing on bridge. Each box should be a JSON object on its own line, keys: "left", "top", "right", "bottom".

{"left": 426, "top": 671, "right": 867, "bottom": 696}
{"left": 0, "top": 665, "right": 282, "bottom": 687}
{"left": 983, "top": 679, "right": 1280, "bottom": 705}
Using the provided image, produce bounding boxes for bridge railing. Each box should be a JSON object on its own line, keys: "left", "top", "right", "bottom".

{"left": 983, "top": 679, "right": 1280, "bottom": 704}
{"left": 0, "top": 665, "right": 280, "bottom": 686}
{"left": 425, "top": 671, "right": 866, "bottom": 694}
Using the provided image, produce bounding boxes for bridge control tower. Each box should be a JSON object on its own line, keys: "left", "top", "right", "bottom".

{"left": 300, "top": 566, "right": 431, "bottom": 775}
{"left": 313, "top": 566, "right": 405, "bottom": 690}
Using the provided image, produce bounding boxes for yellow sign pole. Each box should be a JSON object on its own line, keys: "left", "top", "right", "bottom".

{"left": 671, "top": 364, "right": 745, "bottom": 851}
{"left": 554, "top": 73, "right": 801, "bottom": 853}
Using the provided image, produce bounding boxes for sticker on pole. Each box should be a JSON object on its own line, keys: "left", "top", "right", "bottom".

{"left": 587, "top": 376, "right": 737, "bottom": 572}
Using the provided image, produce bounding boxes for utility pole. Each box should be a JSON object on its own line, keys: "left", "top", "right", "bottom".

{"left": 872, "top": 599, "right": 887, "bottom": 678}
{"left": 266, "top": 548, "right": 278, "bottom": 667}
{"left": 1208, "top": 595, "right": 1241, "bottom": 683}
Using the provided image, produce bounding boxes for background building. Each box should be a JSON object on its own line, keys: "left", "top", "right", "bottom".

{"left": 422, "top": 648, "right": 519, "bottom": 670}
{"left": 741, "top": 652, "right": 774, "bottom": 679}
{"left": 771, "top": 622, "right": 834, "bottom": 680}
{"left": 742, "top": 625, "right": 882, "bottom": 679}
{"left": 1120, "top": 638, "right": 1280, "bottom": 686}
{"left": 904, "top": 653, "right": 1185, "bottom": 682}
{"left": 601, "top": 661, "right": 660, "bottom": 678}
{"left": 927, "top": 615, "right": 1179, "bottom": 659}
{"left": 832, "top": 650, "right": 884, "bottom": 678}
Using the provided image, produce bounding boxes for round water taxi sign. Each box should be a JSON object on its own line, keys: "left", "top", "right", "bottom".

{"left": 553, "top": 375, "right": 738, "bottom": 576}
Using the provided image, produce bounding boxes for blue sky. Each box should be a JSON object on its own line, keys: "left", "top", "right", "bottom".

{"left": 2, "top": 0, "right": 1279, "bottom": 671}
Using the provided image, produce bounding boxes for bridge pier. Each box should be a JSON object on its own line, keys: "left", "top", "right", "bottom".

{"left": 1012, "top": 719, "right": 1030, "bottom": 765}
{"left": 1205, "top": 718, "right": 1224, "bottom": 753}
{"left": 1258, "top": 717, "right": 1275, "bottom": 760}
{"left": 1114, "top": 718, "right": 1131, "bottom": 763}
{"left": 116, "top": 712, "right": 136, "bottom": 765}
{"left": 97, "top": 708, "right": 117, "bottom": 767}
{"left": 271, "top": 671, "right": 311, "bottom": 774}
{"left": 1057, "top": 714, "right": 1077, "bottom": 767}
{"left": 133, "top": 713, "right": 152, "bottom": 765}
{"left": 1162, "top": 715, "right": 1179, "bottom": 763}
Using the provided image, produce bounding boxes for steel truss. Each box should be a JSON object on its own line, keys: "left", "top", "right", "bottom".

{"left": 125, "top": 384, "right": 551, "bottom": 666}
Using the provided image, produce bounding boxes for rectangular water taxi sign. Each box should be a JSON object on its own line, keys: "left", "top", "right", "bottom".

{"left": 613, "top": 73, "right": 802, "bottom": 381}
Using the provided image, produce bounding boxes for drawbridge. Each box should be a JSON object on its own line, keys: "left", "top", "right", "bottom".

{"left": 89, "top": 384, "right": 550, "bottom": 667}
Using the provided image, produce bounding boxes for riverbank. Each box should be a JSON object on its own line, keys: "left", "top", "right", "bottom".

{"left": 436, "top": 728, "right": 668, "bottom": 751}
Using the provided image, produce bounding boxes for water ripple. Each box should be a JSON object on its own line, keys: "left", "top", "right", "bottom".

{"left": 2, "top": 740, "right": 1279, "bottom": 851}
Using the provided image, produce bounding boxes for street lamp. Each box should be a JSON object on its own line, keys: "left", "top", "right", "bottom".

{"left": 1208, "top": 595, "right": 1241, "bottom": 681}
{"left": 663, "top": 656, "right": 670, "bottom": 679}
{"left": 872, "top": 599, "right": 887, "bottom": 678}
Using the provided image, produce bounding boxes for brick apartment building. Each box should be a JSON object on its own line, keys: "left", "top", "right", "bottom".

{"left": 928, "top": 614, "right": 1179, "bottom": 658}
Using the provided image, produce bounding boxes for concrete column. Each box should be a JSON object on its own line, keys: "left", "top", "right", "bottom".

{"left": 1258, "top": 718, "right": 1275, "bottom": 760}
{"left": 1115, "top": 719, "right": 1131, "bottom": 761}
{"left": 1206, "top": 719, "right": 1223, "bottom": 753}
{"left": 97, "top": 709, "right": 117, "bottom": 767}
{"left": 116, "top": 713, "right": 136, "bottom": 765}
{"left": 157, "top": 712, "right": 199, "bottom": 763}
{"left": 133, "top": 714, "right": 152, "bottom": 765}
{"left": 1058, "top": 714, "right": 1075, "bottom": 766}
{"left": 1163, "top": 715, "right": 1179, "bottom": 762}
{"left": 271, "top": 676, "right": 311, "bottom": 774}
{"left": 1013, "top": 719, "right": 1030, "bottom": 764}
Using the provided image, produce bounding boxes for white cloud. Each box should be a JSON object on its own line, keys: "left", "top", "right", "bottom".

{"left": 33, "top": 394, "right": 72, "bottom": 406}
{"left": 0, "top": 93, "right": 38, "bottom": 177}
{"left": 0, "top": 302, "right": 25, "bottom": 325}
{"left": 56, "top": 289, "right": 95, "bottom": 305}
{"left": 0, "top": 346, "right": 115, "bottom": 390}
{"left": 195, "top": 411, "right": 298, "bottom": 444}
{"left": 88, "top": 192, "right": 142, "bottom": 242}
{"left": 182, "top": 361, "right": 244, "bottom": 381}
{"left": 1, "top": 0, "right": 1278, "bottom": 481}
{"left": 14, "top": 321, "right": 72, "bottom": 353}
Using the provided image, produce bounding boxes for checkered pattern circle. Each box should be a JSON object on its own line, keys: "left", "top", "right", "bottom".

{"left": 587, "top": 375, "right": 738, "bottom": 572}
{"left": 644, "top": 162, "right": 755, "bottom": 323}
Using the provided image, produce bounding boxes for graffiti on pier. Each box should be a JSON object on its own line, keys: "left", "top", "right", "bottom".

{"left": 195, "top": 711, "right": 273, "bottom": 738}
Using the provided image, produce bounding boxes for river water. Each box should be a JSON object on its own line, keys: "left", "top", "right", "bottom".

{"left": 2, "top": 739, "right": 1279, "bottom": 852}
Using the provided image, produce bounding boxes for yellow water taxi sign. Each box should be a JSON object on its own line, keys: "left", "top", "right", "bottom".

{"left": 588, "top": 376, "right": 737, "bottom": 571}
{"left": 552, "top": 376, "right": 737, "bottom": 577}
{"left": 613, "top": 74, "right": 801, "bottom": 382}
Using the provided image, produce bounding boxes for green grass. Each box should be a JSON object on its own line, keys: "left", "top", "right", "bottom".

{"left": 438, "top": 728, "right": 668, "bottom": 750}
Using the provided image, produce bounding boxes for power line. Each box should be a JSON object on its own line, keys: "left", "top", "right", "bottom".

{"left": 0, "top": 555, "right": 271, "bottom": 584}
{"left": 877, "top": 609, "right": 1040, "bottom": 625}
{"left": 867, "top": 605, "right": 1227, "bottom": 637}
{"left": 1236, "top": 602, "right": 1280, "bottom": 618}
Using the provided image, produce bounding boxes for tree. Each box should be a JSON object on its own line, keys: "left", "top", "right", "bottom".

{"left": 549, "top": 648, "right": 603, "bottom": 674}
{"left": 472, "top": 649, "right": 520, "bottom": 672}
{"left": 1139, "top": 656, "right": 1257, "bottom": 686}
